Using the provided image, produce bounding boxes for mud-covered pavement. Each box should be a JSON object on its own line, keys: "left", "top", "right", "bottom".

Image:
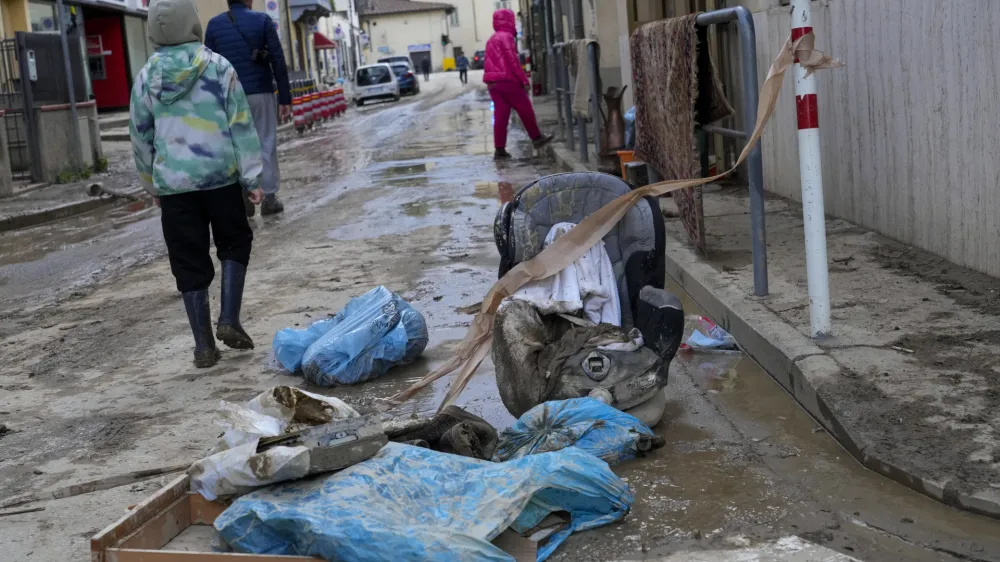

{"left": 1, "top": 73, "right": 998, "bottom": 561}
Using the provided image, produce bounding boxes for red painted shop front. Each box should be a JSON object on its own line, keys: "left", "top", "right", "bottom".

{"left": 86, "top": 15, "right": 129, "bottom": 109}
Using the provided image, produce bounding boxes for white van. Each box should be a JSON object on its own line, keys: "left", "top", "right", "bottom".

{"left": 355, "top": 64, "right": 401, "bottom": 106}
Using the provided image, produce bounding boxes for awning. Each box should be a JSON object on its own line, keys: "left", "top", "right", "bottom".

{"left": 289, "top": 0, "right": 331, "bottom": 22}
{"left": 313, "top": 31, "right": 336, "bottom": 50}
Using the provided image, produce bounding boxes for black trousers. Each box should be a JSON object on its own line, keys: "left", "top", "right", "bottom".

{"left": 459, "top": 69, "right": 468, "bottom": 84}
{"left": 160, "top": 183, "right": 253, "bottom": 293}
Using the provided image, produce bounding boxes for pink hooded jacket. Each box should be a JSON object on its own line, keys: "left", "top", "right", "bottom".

{"left": 484, "top": 9, "right": 528, "bottom": 86}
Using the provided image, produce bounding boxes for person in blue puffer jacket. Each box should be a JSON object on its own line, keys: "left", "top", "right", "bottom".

{"left": 205, "top": 0, "right": 291, "bottom": 216}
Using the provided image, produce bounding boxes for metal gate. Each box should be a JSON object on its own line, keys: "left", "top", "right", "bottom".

{"left": 0, "top": 38, "right": 29, "bottom": 179}
{"left": 0, "top": 31, "right": 87, "bottom": 182}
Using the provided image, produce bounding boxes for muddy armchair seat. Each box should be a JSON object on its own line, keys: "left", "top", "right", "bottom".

{"left": 492, "top": 172, "right": 684, "bottom": 426}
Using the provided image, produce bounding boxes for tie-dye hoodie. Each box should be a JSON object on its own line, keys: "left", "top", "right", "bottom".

{"left": 129, "top": 42, "right": 262, "bottom": 197}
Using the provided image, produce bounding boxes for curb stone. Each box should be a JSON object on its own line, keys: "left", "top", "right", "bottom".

{"left": 0, "top": 197, "right": 114, "bottom": 233}
{"left": 540, "top": 141, "right": 1000, "bottom": 520}
{"left": 663, "top": 222, "right": 1000, "bottom": 520}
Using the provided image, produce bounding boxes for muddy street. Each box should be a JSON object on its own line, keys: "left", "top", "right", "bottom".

{"left": 0, "top": 74, "right": 997, "bottom": 561}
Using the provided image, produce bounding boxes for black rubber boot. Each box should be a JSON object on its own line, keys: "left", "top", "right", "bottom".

{"left": 494, "top": 148, "right": 512, "bottom": 160}
{"left": 260, "top": 195, "right": 284, "bottom": 216}
{"left": 182, "top": 289, "right": 221, "bottom": 368}
{"left": 216, "top": 261, "right": 255, "bottom": 350}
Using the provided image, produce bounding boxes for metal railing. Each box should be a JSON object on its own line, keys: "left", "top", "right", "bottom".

{"left": 552, "top": 40, "right": 601, "bottom": 164}
{"left": 694, "top": 7, "right": 769, "bottom": 296}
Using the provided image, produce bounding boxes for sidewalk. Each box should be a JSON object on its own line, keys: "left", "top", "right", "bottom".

{"left": 530, "top": 95, "right": 1000, "bottom": 518}
{"left": 0, "top": 140, "right": 146, "bottom": 232}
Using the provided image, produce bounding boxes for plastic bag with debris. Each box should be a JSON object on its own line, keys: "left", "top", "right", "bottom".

{"left": 681, "top": 315, "right": 738, "bottom": 350}
{"left": 189, "top": 386, "right": 360, "bottom": 500}
{"left": 297, "top": 286, "right": 429, "bottom": 386}
{"left": 215, "top": 442, "right": 633, "bottom": 562}
{"left": 492, "top": 398, "right": 663, "bottom": 466}
{"left": 624, "top": 106, "right": 636, "bottom": 149}
{"left": 273, "top": 317, "right": 340, "bottom": 373}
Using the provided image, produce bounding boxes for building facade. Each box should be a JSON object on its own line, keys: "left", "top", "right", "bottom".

{"left": 356, "top": 0, "right": 453, "bottom": 71}
{"left": 0, "top": 0, "right": 152, "bottom": 109}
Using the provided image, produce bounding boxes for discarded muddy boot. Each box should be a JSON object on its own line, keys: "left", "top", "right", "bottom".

{"left": 216, "top": 261, "right": 254, "bottom": 350}
{"left": 532, "top": 134, "right": 554, "bottom": 149}
{"left": 387, "top": 406, "right": 497, "bottom": 459}
{"left": 260, "top": 195, "right": 284, "bottom": 216}
{"left": 494, "top": 148, "right": 512, "bottom": 160}
{"left": 183, "top": 289, "right": 221, "bottom": 368}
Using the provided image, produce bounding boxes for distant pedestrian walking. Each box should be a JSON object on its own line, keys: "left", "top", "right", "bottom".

{"left": 205, "top": 0, "right": 292, "bottom": 216}
{"left": 130, "top": 0, "right": 263, "bottom": 369}
{"left": 484, "top": 9, "right": 552, "bottom": 160}
{"left": 456, "top": 53, "right": 469, "bottom": 85}
{"left": 421, "top": 57, "right": 431, "bottom": 81}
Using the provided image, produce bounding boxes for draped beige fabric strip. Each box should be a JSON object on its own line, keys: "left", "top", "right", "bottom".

{"left": 384, "top": 31, "right": 842, "bottom": 411}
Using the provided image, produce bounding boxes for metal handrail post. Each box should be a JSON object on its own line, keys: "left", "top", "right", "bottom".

{"left": 561, "top": 48, "right": 575, "bottom": 152}
{"left": 587, "top": 41, "right": 602, "bottom": 158}
{"left": 694, "top": 6, "right": 768, "bottom": 297}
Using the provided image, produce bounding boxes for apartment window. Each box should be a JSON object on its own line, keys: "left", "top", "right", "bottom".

{"left": 29, "top": 1, "right": 59, "bottom": 33}
{"left": 449, "top": 10, "right": 459, "bottom": 26}
{"left": 494, "top": 1, "right": 511, "bottom": 9}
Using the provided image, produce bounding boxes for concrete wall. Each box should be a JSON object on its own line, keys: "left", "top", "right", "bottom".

{"left": 36, "top": 103, "right": 99, "bottom": 183}
{"left": 439, "top": 0, "right": 492, "bottom": 57}
{"left": 361, "top": 10, "right": 448, "bottom": 70}
{"left": 746, "top": 0, "right": 1000, "bottom": 277}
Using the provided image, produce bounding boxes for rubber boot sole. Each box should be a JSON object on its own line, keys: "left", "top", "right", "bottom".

{"left": 194, "top": 347, "right": 222, "bottom": 368}
{"left": 217, "top": 323, "right": 255, "bottom": 350}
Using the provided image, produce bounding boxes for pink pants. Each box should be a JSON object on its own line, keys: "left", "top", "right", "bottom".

{"left": 489, "top": 81, "right": 541, "bottom": 149}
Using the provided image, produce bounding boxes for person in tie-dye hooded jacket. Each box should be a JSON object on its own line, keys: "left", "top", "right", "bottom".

{"left": 130, "top": 0, "right": 263, "bottom": 368}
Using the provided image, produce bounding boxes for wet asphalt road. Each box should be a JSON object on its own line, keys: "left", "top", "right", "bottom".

{"left": 1, "top": 72, "right": 998, "bottom": 561}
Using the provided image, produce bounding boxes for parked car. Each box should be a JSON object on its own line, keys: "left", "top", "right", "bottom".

{"left": 355, "top": 64, "right": 401, "bottom": 106}
{"left": 470, "top": 50, "right": 485, "bottom": 70}
{"left": 390, "top": 63, "right": 420, "bottom": 95}
{"left": 378, "top": 56, "right": 413, "bottom": 70}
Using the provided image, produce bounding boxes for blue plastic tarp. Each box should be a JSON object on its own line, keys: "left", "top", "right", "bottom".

{"left": 214, "top": 442, "right": 633, "bottom": 562}
{"left": 492, "top": 398, "right": 655, "bottom": 466}
{"left": 271, "top": 286, "right": 428, "bottom": 385}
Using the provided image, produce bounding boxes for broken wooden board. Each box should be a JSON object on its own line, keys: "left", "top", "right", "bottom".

{"left": 92, "top": 468, "right": 556, "bottom": 561}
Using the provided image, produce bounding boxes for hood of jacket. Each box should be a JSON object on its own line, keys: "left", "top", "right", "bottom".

{"left": 146, "top": 42, "right": 210, "bottom": 105}
{"left": 492, "top": 8, "right": 516, "bottom": 35}
{"left": 148, "top": 0, "right": 203, "bottom": 46}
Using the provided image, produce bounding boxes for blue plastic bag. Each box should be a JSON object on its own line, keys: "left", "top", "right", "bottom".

{"left": 272, "top": 317, "right": 339, "bottom": 373}
{"left": 215, "top": 442, "right": 632, "bottom": 562}
{"left": 274, "top": 286, "right": 428, "bottom": 386}
{"left": 624, "top": 106, "right": 636, "bottom": 149}
{"left": 492, "top": 398, "right": 655, "bottom": 466}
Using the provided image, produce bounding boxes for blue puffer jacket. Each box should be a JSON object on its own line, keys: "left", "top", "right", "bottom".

{"left": 204, "top": 3, "right": 291, "bottom": 105}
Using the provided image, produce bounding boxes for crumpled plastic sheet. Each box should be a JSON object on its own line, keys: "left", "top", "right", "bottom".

{"left": 492, "top": 398, "right": 655, "bottom": 466}
{"left": 214, "top": 442, "right": 633, "bottom": 562}
{"left": 276, "top": 286, "right": 429, "bottom": 386}
{"left": 189, "top": 387, "right": 359, "bottom": 501}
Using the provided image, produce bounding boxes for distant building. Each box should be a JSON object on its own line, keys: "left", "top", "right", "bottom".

{"left": 356, "top": 0, "right": 453, "bottom": 71}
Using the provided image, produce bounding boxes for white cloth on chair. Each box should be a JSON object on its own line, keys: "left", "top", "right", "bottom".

{"left": 509, "top": 222, "right": 621, "bottom": 326}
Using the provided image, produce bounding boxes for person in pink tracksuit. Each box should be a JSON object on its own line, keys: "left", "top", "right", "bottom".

{"left": 484, "top": 8, "right": 553, "bottom": 160}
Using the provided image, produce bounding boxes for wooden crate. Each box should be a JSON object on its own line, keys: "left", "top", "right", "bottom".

{"left": 90, "top": 474, "right": 315, "bottom": 562}
{"left": 91, "top": 474, "right": 537, "bottom": 562}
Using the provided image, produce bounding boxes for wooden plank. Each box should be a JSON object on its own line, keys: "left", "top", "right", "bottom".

{"left": 91, "top": 475, "right": 191, "bottom": 562}
{"left": 187, "top": 494, "right": 228, "bottom": 526}
{"left": 107, "top": 549, "right": 317, "bottom": 562}
{"left": 118, "top": 496, "right": 191, "bottom": 551}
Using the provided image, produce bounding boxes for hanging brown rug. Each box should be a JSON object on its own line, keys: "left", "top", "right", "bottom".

{"left": 630, "top": 13, "right": 733, "bottom": 254}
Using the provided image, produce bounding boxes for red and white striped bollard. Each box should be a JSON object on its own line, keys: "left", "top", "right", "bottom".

{"left": 792, "top": 0, "right": 831, "bottom": 337}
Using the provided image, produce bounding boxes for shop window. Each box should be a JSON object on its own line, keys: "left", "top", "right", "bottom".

{"left": 29, "top": 1, "right": 59, "bottom": 33}
{"left": 86, "top": 35, "right": 110, "bottom": 80}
